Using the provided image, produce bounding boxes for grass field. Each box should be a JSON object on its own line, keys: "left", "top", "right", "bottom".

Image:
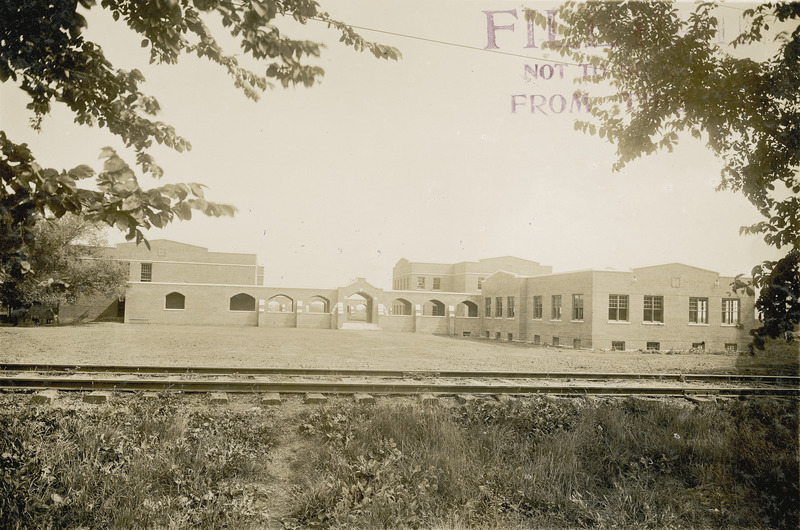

{"left": 1, "top": 322, "right": 798, "bottom": 374}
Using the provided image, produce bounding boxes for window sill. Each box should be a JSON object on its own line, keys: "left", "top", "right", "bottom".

{"left": 721, "top": 323, "right": 740, "bottom": 327}
{"left": 164, "top": 308, "right": 185, "bottom": 311}
{"left": 642, "top": 322, "right": 664, "bottom": 326}
{"left": 550, "top": 319, "right": 562, "bottom": 322}
{"left": 571, "top": 320, "right": 584, "bottom": 323}
{"left": 607, "top": 321, "right": 630, "bottom": 324}
{"left": 688, "top": 323, "right": 709, "bottom": 326}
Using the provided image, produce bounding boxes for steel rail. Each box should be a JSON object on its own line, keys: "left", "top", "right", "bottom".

{"left": 0, "top": 364, "right": 797, "bottom": 385}
{"left": 1, "top": 376, "right": 798, "bottom": 397}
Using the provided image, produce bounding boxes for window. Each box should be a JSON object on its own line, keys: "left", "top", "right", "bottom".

{"left": 230, "top": 293, "right": 256, "bottom": 311}
{"left": 433, "top": 277, "right": 441, "bottom": 290}
{"left": 534, "top": 334, "right": 541, "bottom": 344}
{"left": 495, "top": 332, "right": 501, "bottom": 340}
{"left": 643, "top": 295, "right": 664, "bottom": 323}
{"left": 611, "top": 341, "right": 626, "bottom": 351}
{"left": 462, "top": 331, "right": 471, "bottom": 337}
{"left": 646, "top": 342, "right": 660, "bottom": 351}
{"left": 552, "top": 337, "right": 559, "bottom": 347}
{"left": 485, "top": 331, "right": 491, "bottom": 338}
{"left": 533, "top": 296, "right": 543, "bottom": 319}
{"left": 572, "top": 294, "right": 584, "bottom": 320}
{"left": 485, "top": 297, "right": 492, "bottom": 317}
{"left": 551, "top": 295, "right": 562, "bottom": 320}
{"left": 608, "top": 294, "right": 629, "bottom": 321}
{"left": 165, "top": 292, "right": 185, "bottom": 310}
{"left": 725, "top": 343, "right": 738, "bottom": 352}
{"left": 495, "top": 297, "right": 503, "bottom": 318}
{"left": 477, "top": 277, "right": 485, "bottom": 290}
{"left": 417, "top": 277, "right": 426, "bottom": 289}
{"left": 573, "top": 338, "right": 581, "bottom": 349}
{"left": 689, "top": 297, "right": 708, "bottom": 324}
{"left": 692, "top": 342, "right": 706, "bottom": 350}
{"left": 722, "top": 299, "right": 740, "bottom": 325}
{"left": 140, "top": 263, "right": 152, "bottom": 282}
{"left": 508, "top": 333, "right": 513, "bottom": 341}
{"left": 507, "top": 296, "right": 515, "bottom": 318}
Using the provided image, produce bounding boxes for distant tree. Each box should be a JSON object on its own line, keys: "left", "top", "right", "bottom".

{"left": 0, "top": 0, "right": 400, "bottom": 293}
{"left": 0, "top": 213, "right": 128, "bottom": 322}
{"left": 541, "top": 2, "right": 799, "bottom": 348}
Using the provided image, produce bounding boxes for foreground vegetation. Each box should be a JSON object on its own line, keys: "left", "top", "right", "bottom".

{"left": 0, "top": 394, "right": 797, "bottom": 529}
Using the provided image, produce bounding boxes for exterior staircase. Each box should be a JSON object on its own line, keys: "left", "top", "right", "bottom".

{"left": 341, "top": 322, "right": 382, "bottom": 331}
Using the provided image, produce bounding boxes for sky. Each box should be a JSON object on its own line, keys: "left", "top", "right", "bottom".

{"left": 1, "top": 1, "right": 786, "bottom": 289}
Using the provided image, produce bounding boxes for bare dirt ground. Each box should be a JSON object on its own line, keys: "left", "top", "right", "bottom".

{"left": 2, "top": 323, "right": 796, "bottom": 374}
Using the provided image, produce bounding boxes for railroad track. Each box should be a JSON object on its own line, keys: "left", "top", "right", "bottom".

{"left": 1, "top": 364, "right": 797, "bottom": 398}
{"left": 1, "top": 363, "right": 798, "bottom": 383}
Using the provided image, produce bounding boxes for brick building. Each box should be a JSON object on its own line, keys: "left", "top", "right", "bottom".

{"left": 60, "top": 240, "right": 755, "bottom": 351}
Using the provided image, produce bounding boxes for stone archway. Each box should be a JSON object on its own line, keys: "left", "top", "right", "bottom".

{"left": 345, "top": 292, "right": 374, "bottom": 323}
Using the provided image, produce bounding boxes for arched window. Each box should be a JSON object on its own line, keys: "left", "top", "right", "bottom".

{"left": 389, "top": 298, "right": 412, "bottom": 315}
{"left": 230, "top": 293, "right": 256, "bottom": 311}
{"left": 308, "top": 296, "right": 330, "bottom": 313}
{"left": 165, "top": 292, "right": 185, "bottom": 310}
{"left": 267, "top": 294, "right": 294, "bottom": 312}
{"left": 424, "top": 299, "right": 445, "bottom": 316}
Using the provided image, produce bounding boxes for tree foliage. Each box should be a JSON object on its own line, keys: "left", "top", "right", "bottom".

{"left": 0, "top": 0, "right": 400, "bottom": 307}
{"left": 542, "top": 1, "right": 799, "bottom": 347}
{"left": 0, "top": 214, "right": 128, "bottom": 319}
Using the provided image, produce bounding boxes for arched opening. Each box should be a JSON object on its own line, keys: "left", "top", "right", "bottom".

{"left": 230, "top": 293, "right": 256, "bottom": 312}
{"left": 389, "top": 298, "right": 412, "bottom": 316}
{"left": 165, "top": 292, "right": 185, "bottom": 310}
{"left": 345, "top": 292, "right": 373, "bottom": 323}
{"left": 423, "top": 299, "right": 446, "bottom": 317}
{"left": 457, "top": 300, "right": 478, "bottom": 317}
{"left": 307, "top": 295, "right": 330, "bottom": 313}
{"left": 267, "top": 294, "right": 294, "bottom": 313}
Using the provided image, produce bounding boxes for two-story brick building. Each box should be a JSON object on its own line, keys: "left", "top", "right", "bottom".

{"left": 60, "top": 240, "right": 755, "bottom": 351}
{"left": 479, "top": 264, "right": 755, "bottom": 352}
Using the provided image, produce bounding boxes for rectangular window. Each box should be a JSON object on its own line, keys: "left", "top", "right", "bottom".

{"left": 573, "top": 338, "right": 581, "bottom": 349}
{"left": 495, "top": 297, "right": 503, "bottom": 318}
{"left": 646, "top": 342, "right": 660, "bottom": 351}
{"left": 433, "top": 277, "right": 441, "bottom": 290}
{"left": 725, "top": 343, "right": 738, "bottom": 352}
{"left": 643, "top": 295, "right": 664, "bottom": 323}
{"left": 507, "top": 296, "right": 515, "bottom": 318}
{"left": 485, "top": 297, "right": 492, "bottom": 317}
{"left": 140, "top": 263, "right": 152, "bottom": 282}
{"left": 495, "top": 332, "right": 501, "bottom": 340}
{"left": 533, "top": 296, "right": 543, "bottom": 319}
{"left": 611, "top": 341, "right": 626, "bottom": 351}
{"left": 533, "top": 334, "right": 541, "bottom": 344}
{"left": 462, "top": 331, "right": 471, "bottom": 337}
{"left": 689, "top": 297, "right": 708, "bottom": 324}
{"left": 477, "top": 277, "right": 485, "bottom": 290}
{"left": 485, "top": 331, "right": 490, "bottom": 338}
{"left": 722, "top": 299, "right": 740, "bottom": 325}
{"left": 692, "top": 342, "right": 706, "bottom": 350}
{"left": 608, "top": 294, "right": 629, "bottom": 321}
{"left": 508, "top": 333, "right": 513, "bottom": 341}
{"left": 417, "top": 277, "right": 426, "bottom": 289}
{"left": 572, "top": 294, "right": 584, "bottom": 321}
{"left": 552, "top": 337, "right": 559, "bottom": 347}
{"left": 551, "top": 295, "right": 562, "bottom": 320}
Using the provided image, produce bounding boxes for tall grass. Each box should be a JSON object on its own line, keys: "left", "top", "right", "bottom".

{"left": 290, "top": 397, "right": 799, "bottom": 528}
{"left": 1, "top": 393, "right": 796, "bottom": 529}
{"left": 0, "top": 395, "right": 276, "bottom": 529}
